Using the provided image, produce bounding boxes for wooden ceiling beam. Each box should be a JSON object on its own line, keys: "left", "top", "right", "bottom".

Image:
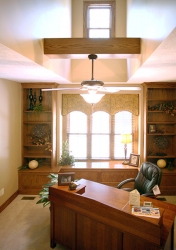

{"left": 44, "top": 38, "right": 141, "bottom": 59}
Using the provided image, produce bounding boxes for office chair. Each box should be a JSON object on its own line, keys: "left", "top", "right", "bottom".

{"left": 117, "top": 162, "right": 162, "bottom": 197}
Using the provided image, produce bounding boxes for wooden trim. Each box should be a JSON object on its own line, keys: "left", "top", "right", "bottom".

{"left": 0, "top": 190, "right": 19, "bottom": 213}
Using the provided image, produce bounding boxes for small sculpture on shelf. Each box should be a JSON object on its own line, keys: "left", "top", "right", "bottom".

{"left": 28, "top": 88, "right": 34, "bottom": 110}
{"left": 39, "top": 89, "right": 43, "bottom": 104}
{"left": 33, "top": 92, "right": 37, "bottom": 107}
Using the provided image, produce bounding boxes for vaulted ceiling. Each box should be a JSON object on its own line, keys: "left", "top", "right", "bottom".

{"left": 0, "top": 28, "right": 176, "bottom": 85}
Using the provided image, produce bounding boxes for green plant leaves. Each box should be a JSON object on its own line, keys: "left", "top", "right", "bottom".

{"left": 58, "top": 140, "right": 75, "bottom": 166}
{"left": 36, "top": 173, "right": 58, "bottom": 208}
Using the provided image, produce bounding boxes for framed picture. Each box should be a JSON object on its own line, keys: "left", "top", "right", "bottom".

{"left": 129, "top": 154, "right": 140, "bottom": 167}
{"left": 149, "top": 124, "right": 156, "bottom": 133}
{"left": 58, "top": 172, "right": 75, "bottom": 186}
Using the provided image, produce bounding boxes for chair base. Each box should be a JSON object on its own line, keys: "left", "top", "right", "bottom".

{"left": 122, "top": 160, "right": 129, "bottom": 165}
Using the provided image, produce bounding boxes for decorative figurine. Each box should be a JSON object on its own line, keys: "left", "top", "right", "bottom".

{"left": 28, "top": 88, "right": 33, "bottom": 110}
{"left": 39, "top": 89, "right": 43, "bottom": 104}
{"left": 69, "top": 181, "right": 77, "bottom": 190}
{"left": 33, "top": 92, "right": 37, "bottom": 107}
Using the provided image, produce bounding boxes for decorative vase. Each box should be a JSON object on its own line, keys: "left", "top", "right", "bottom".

{"left": 157, "top": 159, "right": 166, "bottom": 169}
{"left": 28, "top": 160, "right": 38, "bottom": 169}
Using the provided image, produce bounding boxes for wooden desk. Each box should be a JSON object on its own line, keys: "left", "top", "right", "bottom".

{"left": 49, "top": 179, "right": 176, "bottom": 250}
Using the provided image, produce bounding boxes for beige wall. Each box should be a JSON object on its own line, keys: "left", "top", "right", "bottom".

{"left": 0, "top": 0, "right": 71, "bottom": 206}
{"left": 126, "top": 0, "right": 176, "bottom": 78}
{"left": 0, "top": 0, "right": 72, "bottom": 80}
{"left": 0, "top": 80, "right": 21, "bottom": 206}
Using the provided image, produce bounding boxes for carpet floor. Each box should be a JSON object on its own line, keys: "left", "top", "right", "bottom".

{"left": 0, "top": 195, "right": 176, "bottom": 250}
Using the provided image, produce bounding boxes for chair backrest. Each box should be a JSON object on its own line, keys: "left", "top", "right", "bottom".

{"left": 134, "top": 162, "right": 162, "bottom": 195}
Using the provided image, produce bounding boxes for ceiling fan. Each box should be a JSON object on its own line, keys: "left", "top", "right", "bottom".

{"left": 42, "top": 54, "right": 120, "bottom": 94}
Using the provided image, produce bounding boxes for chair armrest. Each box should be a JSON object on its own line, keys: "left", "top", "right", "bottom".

{"left": 141, "top": 192, "right": 155, "bottom": 197}
{"left": 117, "top": 178, "right": 135, "bottom": 189}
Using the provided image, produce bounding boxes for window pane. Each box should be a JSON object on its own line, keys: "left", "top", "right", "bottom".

{"left": 114, "top": 135, "right": 132, "bottom": 159}
{"left": 69, "top": 111, "right": 87, "bottom": 133}
{"left": 115, "top": 111, "right": 132, "bottom": 134}
{"left": 68, "top": 111, "right": 87, "bottom": 159}
{"left": 114, "top": 111, "right": 133, "bottom": 159}
{"left": 92, "top": 135, "right": 109, "bottom": 158}
{"left": 69, "top": 135, "right": 87, "bottom": 158}
{"left": 89, "top": 8, "right": 110, "bottom": 28}
{"left": 89, "top": 29, "right": 110, "bottom": 38}
{"left": 92, "top": 111, "right": 109, "bottom": 133}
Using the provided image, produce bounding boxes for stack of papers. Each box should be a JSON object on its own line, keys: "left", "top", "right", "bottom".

{"left": 132, "top": 206, "right": 160, "bottom": 218}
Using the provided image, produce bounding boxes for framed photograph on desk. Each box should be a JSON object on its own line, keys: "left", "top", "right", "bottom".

{"left": 58, "top": 172, "right": 75, "bottom": 186}
{"left": 129, "top": 154, "right": 140, "bottom": 167}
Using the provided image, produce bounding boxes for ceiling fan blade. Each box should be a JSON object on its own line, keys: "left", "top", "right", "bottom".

{"left": 98, "top": 87, "right": 120, "bottom": 93}
{"left": 41, "top": 88, "right": 80, "bottom": 91}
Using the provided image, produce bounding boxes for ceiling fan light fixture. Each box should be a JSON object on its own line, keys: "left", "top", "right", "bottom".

{"left": 81, "top": 80, "right": 104, "bottom": 87}
{"left": 88, "top": 89, "right": 97, "bottom": 94}
{"left": 80, "top": 93, "right": 105, "bottom": 105}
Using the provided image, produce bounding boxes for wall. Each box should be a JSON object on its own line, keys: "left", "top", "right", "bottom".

{"left": 0, "top": 80, "right": 21, "bottom": 206}
{"left": 0, "top": 0, "right": 72, "bottom": 80}
{"left": 0, "top": 0, "right": 71, "bottom": 206}
{"left": 126, "top": 0, "right": 176, "bottom": 79}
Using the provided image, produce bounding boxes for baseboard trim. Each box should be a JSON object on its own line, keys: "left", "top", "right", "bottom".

{"left": 0, "top": 190, "right": 19, "bottom": 213}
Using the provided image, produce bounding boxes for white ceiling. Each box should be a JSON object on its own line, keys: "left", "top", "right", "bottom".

{"left": 0, "top": 28, "right": 176, "bottom": 85}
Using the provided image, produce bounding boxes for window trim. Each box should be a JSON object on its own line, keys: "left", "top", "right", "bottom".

{"left": 83, "top": 1, "right": 116, "bottom": 38}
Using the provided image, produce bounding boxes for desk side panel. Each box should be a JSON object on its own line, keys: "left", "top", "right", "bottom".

{"left": 77, "top": 213, "right": 123, "bottom": 250}
{"left": 51, "top": 203, "right": 76, "bottom": 249}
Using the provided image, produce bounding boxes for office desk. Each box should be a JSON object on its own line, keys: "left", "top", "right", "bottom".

{"left": 49, "top": 179, "right": 176, "bottom": 250}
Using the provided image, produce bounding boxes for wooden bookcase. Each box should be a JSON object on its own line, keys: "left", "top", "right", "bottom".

{"left": 21, "top": 83, "right": 57, "bottom": 168}
{"left": 143, "top": 82, "right": 176, "bottom": 195}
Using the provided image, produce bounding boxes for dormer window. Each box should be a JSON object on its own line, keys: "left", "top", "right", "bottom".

{"left": 83, "top": 1, "right": 115, "bottom": 38}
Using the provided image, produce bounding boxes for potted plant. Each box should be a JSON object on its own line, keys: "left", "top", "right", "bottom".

{"left": 36, "top": 173, "right": 58, "bottom": 207}
{"left": 33, "top": 103, "right": 44, "bottom": 113}
{"left": 58, "top": 140, "right": 75, "bottom": 166}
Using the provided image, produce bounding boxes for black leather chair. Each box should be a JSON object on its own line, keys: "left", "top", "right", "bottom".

{"left": 117, "top": 162, "right": 162, "bottom": 197}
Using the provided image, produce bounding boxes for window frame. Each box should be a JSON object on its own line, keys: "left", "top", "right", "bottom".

{"left": 83, "top": 1, "right": 116, "bottom": 38}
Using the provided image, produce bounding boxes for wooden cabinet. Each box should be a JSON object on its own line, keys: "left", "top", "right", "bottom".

{"left": 21, "top": 83, "right": 57, "bottom": 168}
{"left": 18, "top": 163, "right": 138, "bottom": 194}
{"left": 143, "top": 83, "right": 176, "bottom": 167}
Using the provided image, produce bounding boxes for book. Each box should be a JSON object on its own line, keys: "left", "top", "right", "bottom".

{"left": 132, "top": 206, "right": 160, "bottom": 219}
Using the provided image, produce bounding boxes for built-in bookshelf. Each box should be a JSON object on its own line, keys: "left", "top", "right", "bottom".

{"left": 21, "top": 83, "right": 57, "bottom": 168}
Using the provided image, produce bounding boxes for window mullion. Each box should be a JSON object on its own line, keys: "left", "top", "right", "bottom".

{"left": 110, "top": 115, "right": 115, "bottom": 159}
{"left": 87, "top": 114, "right": 91, "bottom": 159}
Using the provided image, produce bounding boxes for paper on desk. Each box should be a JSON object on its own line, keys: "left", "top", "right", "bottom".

{"left": 129, "top": 189, "right": 140, "bottom": 206}
{"left": 152, "top": 185, "right": 161, "bottom": 195}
